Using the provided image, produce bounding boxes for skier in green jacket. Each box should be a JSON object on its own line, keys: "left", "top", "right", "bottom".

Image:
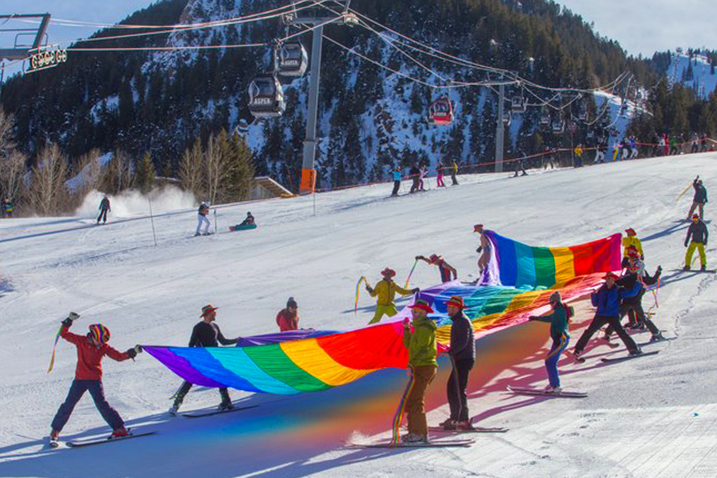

{"left": 529, "top": 292, "right": 572, "bottom": 393}
{"left": 401, "top": 299, "right": 438, "bottom": 444}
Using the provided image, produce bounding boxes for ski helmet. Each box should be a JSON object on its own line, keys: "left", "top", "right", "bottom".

{"left": 89, "top": 324, "right": 110, "bottom": 344}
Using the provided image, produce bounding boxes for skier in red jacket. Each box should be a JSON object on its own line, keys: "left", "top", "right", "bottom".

{"left": 49, "top": 315, "right": 142, "bottom": 444}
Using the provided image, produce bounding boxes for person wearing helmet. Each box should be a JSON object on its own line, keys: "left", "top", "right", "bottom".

{"left": 49, "top": 314, "right": 142, "bottom": 443}
{"left": 239, "top": 212, "right": 255, "bottom": 226}
{"left": 366, "top": 268, "right": 419, "bottom": 324}
{"left": 687, "top": 177, "right": 708, "bottom": 221}
{"left": 684, "top": 213, "right": 709, "bottom": 271}
{"left": 169, "top": 305, "right": 241, "bottom": 415}
{"left": 415, "top": 254, "right": 457, "bottom": 283}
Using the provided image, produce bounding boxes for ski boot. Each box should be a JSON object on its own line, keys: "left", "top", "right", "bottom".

{"left": 110, "top": 427, "right": 129, "bottom": 439}
{"left": 628, "top": 348, "right": 644, "bottom": 357}
{"left": 454, "top": 420, "right": 475, "bottom": 431}
{"left": 218, "top": 401, "right": 235, "bottom": 412}
{"left": 47, "top": 430, "right": 60, "bottom": 449}
{"left": 701, "top": 265, "right": 707, "bottom": 272}
{"left": 683, "top": 265, "right": 691, "bottom": 271}
{"left": 440, "top": 419, "right": 456, "bottom": 430}
{"left": 544, "top": 386, "right": 562, "bottom": 394}
{"left": 649, "top": 332, "right": 666, "bottom": 343}
{"left": 401, "top": 433, "right": 428, "bottom": 444}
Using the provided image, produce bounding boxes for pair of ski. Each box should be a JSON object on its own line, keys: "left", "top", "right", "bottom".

{"left": 346, "top": 425, "right": 508, "bottom": 448}
{"left": 567, "top": 349, "right": 660, "bottom": 364}
{"left": 52, "top": 404, "right": 257, "bottom": 448}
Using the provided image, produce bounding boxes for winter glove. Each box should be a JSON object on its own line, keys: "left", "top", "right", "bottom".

{"left": 365, "top": 285, "right": 373, "bottom": 294}
{"left": 684, "top": 241, "right": 689, "bottom": 247}
{"left": 134, "top": 345, "right": 143, "bottom": 354}
{"left": 415, "top": 255, "right": 423, "bottom": 261}
{"left": 62, "top": 312, "right": 80, "bottom": 327}
{"left": 412, "top": 288, "right": 420, "bottom": 295}
{"left": 476, "top": 246, "right": 483, "bottom": 253}
{"left": 126, "top": 348, "right": 138, "bottom": 359}
{"left": 528, "top": 316, "right": 538, "bottom": 321}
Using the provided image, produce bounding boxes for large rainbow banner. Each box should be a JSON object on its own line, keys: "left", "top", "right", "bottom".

{"left": 145, "top": 232, "right": 621, "bottom": 394}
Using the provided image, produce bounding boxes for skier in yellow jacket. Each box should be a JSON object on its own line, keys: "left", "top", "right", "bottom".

{"left": 366, "top": 268, "right": 419, "bottom": 324}
{"left": 622, "top": 228, "right": 644, "bottom": 267}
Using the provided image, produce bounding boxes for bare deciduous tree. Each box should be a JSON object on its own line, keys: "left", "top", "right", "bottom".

{"left": 179, "top": 138, "right": 203, "bottom": 200}
{"left": 28, "top": 143, "right": 69, "bottom": 216}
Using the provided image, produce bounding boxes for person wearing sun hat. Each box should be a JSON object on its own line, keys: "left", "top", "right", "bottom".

{"left": 366, "top": 268, "right": 419, "bottom": 324}
{"left": 439, "top": 296, "right": 476, "bottom": 430}
{"left": 49, "top": 314, "right": 142, "bottom": 444}
{"left": 415, "top": 254, "right": 458, "bottom": 283}
{"left": 169, "top": 305, "right": 242, "bottom": 416}
{"left": 572, "top": 272, "right": 641, "bottom": 360}
{"left": 529, "top": 291, "right": 573, "bottom": 393}
{"left": 401, "top": 298, "right": 438, "bottom": 444}
{"left": 622, "top": 228, "right": 644, "bottom": 268}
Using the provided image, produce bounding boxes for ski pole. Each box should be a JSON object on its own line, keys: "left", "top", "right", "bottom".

{"left": 404, "top": 259, "right": 419, "bottom": 289}
{"left": 48, "top": 312, "right": 79, "bottom": 373}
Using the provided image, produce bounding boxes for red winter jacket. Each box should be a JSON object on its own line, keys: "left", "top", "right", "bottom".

{"left": 60, "top": 325, "right": 130, "bottom": 380}
{"left": 276, "top": 309, "right": 299, "bottom": 332}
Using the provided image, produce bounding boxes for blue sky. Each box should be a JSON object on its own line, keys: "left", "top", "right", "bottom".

{"left": 2, "top": 0, "right": 717, "bottom": 69}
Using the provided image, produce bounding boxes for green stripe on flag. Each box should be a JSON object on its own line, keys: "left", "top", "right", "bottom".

{"left": 243, "top": 344, "right": 331, "bottom": 392}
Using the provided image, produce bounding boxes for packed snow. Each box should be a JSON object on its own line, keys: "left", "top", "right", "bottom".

{"left": 0, "top": 153, "right": 716, "bottom": 478}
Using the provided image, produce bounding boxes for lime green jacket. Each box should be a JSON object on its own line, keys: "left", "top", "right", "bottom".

{"left": 403, "top": 316, "right": 437, "bottom": 367}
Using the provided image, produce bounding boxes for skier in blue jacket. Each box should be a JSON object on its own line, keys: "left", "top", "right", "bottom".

{"left": 572, "top": 272, "right": 642, "bottom": 359}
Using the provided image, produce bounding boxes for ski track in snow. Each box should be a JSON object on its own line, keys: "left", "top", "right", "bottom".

{"left": 0, "top": 153, "right": 716, "bottom": 477}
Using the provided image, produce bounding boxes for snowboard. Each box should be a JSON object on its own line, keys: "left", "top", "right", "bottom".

{"left": 428, "top": 426, "right": 507, "bottom": 434}
{"left": 182, "top": 404, "right": 258, "bottom": 418}
{"left": 345, "top": 439, "right": 474, "bottom": 449}
{"left": 66, "top": 431, "right": 156, "bottom": 448}
{"left": 229, "top": 224, "right": 257, "bottom": 232}
{"left": 507, "top": 386, "right": 587, "bottom": 398}
{"left": 600, "top": 350, "right": 660, "bottom": 363}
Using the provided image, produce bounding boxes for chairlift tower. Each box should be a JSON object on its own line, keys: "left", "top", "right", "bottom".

{"left": 284, "top": 1, "right": 354, "bottom": 194}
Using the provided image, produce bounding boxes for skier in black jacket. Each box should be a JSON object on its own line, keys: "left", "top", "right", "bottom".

{"left": 169, "top": 305, "right": 241, "bottom": 415}
{"left": 439, "top": 296, "right": 476, "bottom": 431}
{"left": 97, "top": 195, "right": 111, "bottom": 224}
{"left": 687, "top": 177, "right": 708, "bottom": 220}
{"left": 684, "top": 214, "right": 709, "bottom": 271}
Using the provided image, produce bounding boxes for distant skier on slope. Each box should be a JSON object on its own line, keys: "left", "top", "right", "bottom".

{"left": 366, "top": 268, "right": 419, "bottom": 325}
{"left": 400, "top": 299, "right": 438, "bottom": 444}
{"left": 572, "top": 272, "right": 642, "bottom": 360}
{"left": 687, "top": 177, "right": 708, "bottom": 220}
{"left": 416, "top": 254, "right": 457, "bottom": 283}
{"left": 276, "top": 297, "right": 299, "bottom": 332}
{"left": 573, "top": 144, "right": 584, "bottom": 168}
{"left": 450, "top": 160, "right": 459, "bottom": 186}
{"left": 439, "top": 296, "right": 475, "bottom": 431}
{"left": 513, "top": 149, "right": 528, "bottom": 177}
{"left": 436, "top": 164, "right": 446, "bottom": 187}
{"left": 169, "top": 305, "right": 241, "bottom": 415}
{"left": 195, "top": 203, "right": 211, "bottom": 236}
{"left": 409, "top": 164, "right": 421, "bottom": 194}
{"left": 391, "top": 166, "right": 402, "bottom": 197}
{"left": 97, "top": 195, "right": 111, "bottom": 225}
{"left": 684, "top": 214, "right": 709, "bottom": 271}
{"left": 49, "top": 315, "right": 142, "bottom": 444}
{"left": 528, "top": 291, "right": 571, "bottom": 393}
{"left": 239, "top": 212, "right": 255, "bottom": 226}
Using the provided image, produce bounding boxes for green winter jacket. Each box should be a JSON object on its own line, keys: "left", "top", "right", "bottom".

{"left": 403, "top": 316, "right": 438, "bottom": 367}
{"left": 535, "top": 304, "right": 573, "bottom": 340}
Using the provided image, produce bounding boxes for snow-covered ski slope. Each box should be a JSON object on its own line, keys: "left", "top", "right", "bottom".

{"left": 1, "top": 153, "right": 717, "bottom": 478}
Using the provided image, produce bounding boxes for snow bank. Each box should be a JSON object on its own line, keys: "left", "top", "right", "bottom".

{"left": 74, "top": 186, "right": 197, "bottom": 219}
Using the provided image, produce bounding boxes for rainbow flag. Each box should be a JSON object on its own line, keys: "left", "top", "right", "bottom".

{"left": 145, "top": 232, "right": 621, "bottom": 394}
{"left": 483, "top": 231, "right": 622, "bottom": 288}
